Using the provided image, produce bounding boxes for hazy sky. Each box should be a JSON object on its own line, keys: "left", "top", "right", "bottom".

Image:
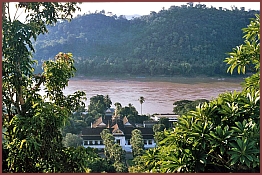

{"left": 75, "top": 2, "right": 260, "bottom": 16}
{"left": 9, "top": 2, "right": 260, "bottom": 21}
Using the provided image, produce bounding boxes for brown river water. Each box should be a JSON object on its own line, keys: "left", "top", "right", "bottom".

{"left": 62, "top": 76, "right": 243, "bottom": 115}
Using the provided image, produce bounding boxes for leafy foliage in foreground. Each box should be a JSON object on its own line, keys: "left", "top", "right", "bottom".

{"left": 173, "top": 99, "right": 209, "bottom": 115}
{"left": 2, "top": 2, "right": 110, "bottom": 173}
{"left": 131, "top": 14, "right": 260, "bottom": 173}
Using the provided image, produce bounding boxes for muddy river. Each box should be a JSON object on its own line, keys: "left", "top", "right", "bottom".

{"left": 61, "top": 76, "right": 243, "bottom": 114}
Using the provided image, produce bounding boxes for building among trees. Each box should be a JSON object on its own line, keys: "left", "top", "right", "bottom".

{"left": 80, "top": 108, "right": 156, "bottom": 152}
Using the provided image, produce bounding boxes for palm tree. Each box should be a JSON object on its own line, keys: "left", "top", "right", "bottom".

{"left": 138, "top": 96, "right": 145, "bottom": 115}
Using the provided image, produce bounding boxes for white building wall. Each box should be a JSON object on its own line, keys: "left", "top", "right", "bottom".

{"left": 82, "top": 138, "right": 156, "bottom": 152}
{"left": 124, "top": 145, "right": 132, "bottom": 152}
{"left": 144, "top": 139, "right": 156, "bottom": 149}
{"left": 114, "top": 136, "right": 126, "bottom": 148}
{"left": 83, "top": 140, "right": 105, "bottom": 150}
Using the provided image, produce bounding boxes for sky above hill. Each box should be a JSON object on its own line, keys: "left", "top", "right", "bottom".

{"left": 8, "top": 2, "right": 260, "bottom": 21}
{"left": 75, "top": 2, "right": 260, "bottom": 17}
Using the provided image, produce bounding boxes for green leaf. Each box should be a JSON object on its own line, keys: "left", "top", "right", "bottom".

{"left": 245, "top": 154, "right": 253, "bottom": 162}
{"left": 230, "top": 156, "right": 239, "bottom": 165}
{"left": 236, "top": 138, "right": 244, "bottom": 150}
{"left": 220, "top": 146, "right": 225, "bottom": 155}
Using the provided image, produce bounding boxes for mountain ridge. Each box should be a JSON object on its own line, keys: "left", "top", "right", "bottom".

{"left": 33, "top": 4, "right": 259, "bottom": 76}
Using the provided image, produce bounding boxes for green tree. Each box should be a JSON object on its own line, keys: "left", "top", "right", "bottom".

{"left": 173, "top": 99, "right": 209, "bottom": 115}
{"left": 100, "top": 129, "right": 115, "bottom": 160}
{"left": 61, "top": 146, "right": 114, "bottom": 173}
{"left": 62, "top": 133, "right": 83, "bottom": 147}
{"left": 119, "top": 103, "right": 139, "bottom": 121}
{"left": 153, "top": 124, "right": 165, "bottom": 133}
{"left": 129, "top": 129, "right": 148, "bottom": 173}
{"left": 74, "top": 120, "right": 88, "bottom": 133}
{"left": 130, "top": 129, "right": 144, "bottom": 158}
{"left": 152, "top": 124, "right": 166, "bottom": 144}
{"left": 130, "top": 147, "right": 162, "bottom": 173}
{"left": 138, "top": 96, "right": 145, "bottom": 115}
{"left": 159, "top": 117, "right": 170, "bottom": 129}
{"left": 62, "top": 118, "right": 88, "bottom": 136}
{"left": 88, "top": 94, "right": 112, "bottom": 118}
{"left": 114, "top": 102, "right": 122, "bottom": 116}
{"left": 100, "top": 129, "right": 128, "bottom": 172}
{"left": 104, "top": 94, "right": 112, "bottom": 109}
{"left": 1, "top": 2, "right": 104, "bottom": 173}
{"left": 135, "top": 114, "right": 150, "bottom": 124}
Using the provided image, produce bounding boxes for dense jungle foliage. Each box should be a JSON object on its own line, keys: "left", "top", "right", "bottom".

{"left": 33, "top": 3, "right": 259, "bottom": 77}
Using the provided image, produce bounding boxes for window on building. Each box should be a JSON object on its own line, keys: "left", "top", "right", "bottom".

{"left": 89, "top": 141, "right": 93, "bottom": 145}
{"left": 84, "top": 141, "right": 88, "bottom": 145}
{"left": 94, "top": 140, "right": 98, "bottom": 145}
{"left": 116, "top": 139, "right": 120, "bottom": 145}
{"left": 148, "top": 140, "right": 153, "bottom": 145}
{"left": 127, "top": 139, "right": 130, "bottom": 145}
{"left": 144, "top": 139, "right": 147, "bottom": 145}
{"left": 100, "top": 140, "right": 103, "bottom": 145}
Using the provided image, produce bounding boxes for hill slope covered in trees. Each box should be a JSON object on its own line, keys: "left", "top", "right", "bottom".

{"left": 33, "top": 3, "right": 259, "bottom": 76}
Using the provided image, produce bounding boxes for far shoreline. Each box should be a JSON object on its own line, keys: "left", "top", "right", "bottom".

{"left": 70, "top": 74, "right": 246, "bottom": 84}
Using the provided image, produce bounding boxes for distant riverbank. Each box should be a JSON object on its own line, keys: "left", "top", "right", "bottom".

{"left": 72, "top": 74, "right": 246, "bottom": 84}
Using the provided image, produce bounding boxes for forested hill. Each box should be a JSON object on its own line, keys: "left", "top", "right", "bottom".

{"left": 33, "top": 4, "right": 259, "bottom": 76}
